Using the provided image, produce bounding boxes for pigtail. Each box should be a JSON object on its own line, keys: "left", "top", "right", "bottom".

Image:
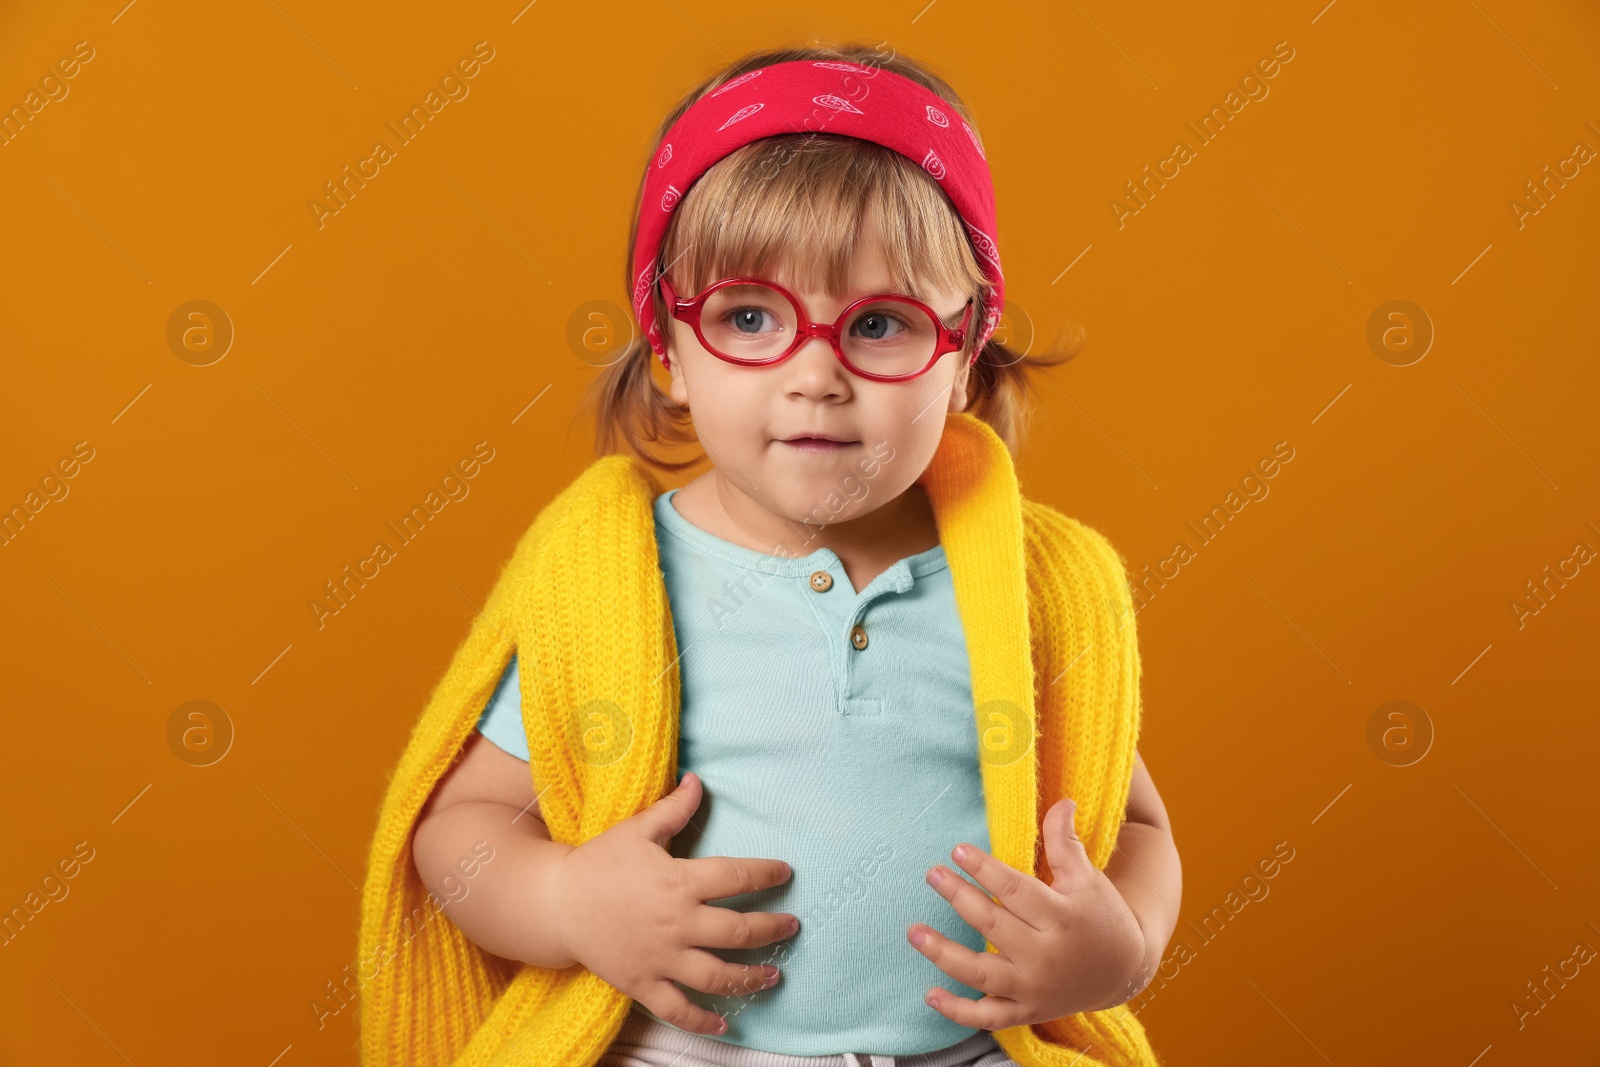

{"left": 581, "top": 338, "right": 701, "bottom": 473}
{"left": 962, "top": 306, "right": 1084, "bottom": 460}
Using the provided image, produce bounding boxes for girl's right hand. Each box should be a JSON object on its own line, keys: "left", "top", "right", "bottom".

{"left": 545, "top": 771, "right": 799, "bottom": 1035}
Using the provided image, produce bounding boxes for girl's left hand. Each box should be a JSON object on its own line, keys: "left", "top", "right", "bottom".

{"left": 908, "top": 797, "right": 1149, "bottom": 1029}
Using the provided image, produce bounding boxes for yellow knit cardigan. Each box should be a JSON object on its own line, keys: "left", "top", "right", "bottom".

{"left": 357, "top": 412, "right": 1161, "bottom": 1067}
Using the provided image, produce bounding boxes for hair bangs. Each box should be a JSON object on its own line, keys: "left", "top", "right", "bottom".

{"left": 659, "top": 135, "right": 988, "bottom": 309}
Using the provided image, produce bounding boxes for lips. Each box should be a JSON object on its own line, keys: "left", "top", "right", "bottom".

{"left": 779, "top": 436, "right": 857, "bottom": 453}
{"left": 778, "top": 433, "right": 855, "bottom": 443}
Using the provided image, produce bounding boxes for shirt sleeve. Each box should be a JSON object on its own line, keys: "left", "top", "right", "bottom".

{"left": 475, "top": 652, "right": 531, "bottom": 762}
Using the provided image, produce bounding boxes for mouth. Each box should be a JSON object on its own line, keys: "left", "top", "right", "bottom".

{"left": 776, "top": 435, "right": 859, "bottom": 453}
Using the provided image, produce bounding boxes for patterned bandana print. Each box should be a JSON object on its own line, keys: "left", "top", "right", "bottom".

{"left": 632, "top": 60, "right": 1004, "bottom": 370}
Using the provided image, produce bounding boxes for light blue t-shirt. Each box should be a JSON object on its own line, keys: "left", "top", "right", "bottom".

{"left": 476, "top": 488, "right": 992, "bottom": 1055}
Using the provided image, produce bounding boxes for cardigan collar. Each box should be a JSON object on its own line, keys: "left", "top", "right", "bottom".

{"left": 905, "top": 412, "right": 1042, "bottom": 885}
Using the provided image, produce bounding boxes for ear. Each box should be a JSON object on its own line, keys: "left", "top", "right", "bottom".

{"left": 665, "top": 343, "right": 690, "bottom": 407}
{"left": 947, "top": 352, "right": 973, "bottom": 413}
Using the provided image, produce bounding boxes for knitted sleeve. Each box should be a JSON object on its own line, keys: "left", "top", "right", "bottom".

{"left": 1018, "top": 498, "right": 1144, "bottom": 876}
{"left": 358, "top": 453, "right": 669, "bottom": 1067}
{"left": 1012, "top": 497, "right": 1163, "bottom": 1067}
{"left": 356, "top": 470, "right": 585, "bottom": 1067}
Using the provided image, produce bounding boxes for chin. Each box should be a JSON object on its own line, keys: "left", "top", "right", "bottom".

{"left": 764, "top": 487, "right": 844, "bottom": 526}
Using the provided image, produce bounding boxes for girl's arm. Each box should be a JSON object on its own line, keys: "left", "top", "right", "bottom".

{"left": 412, "top": 741, "right": 800, "bottom": 1035}
{"left": 411, "top": 732, "right": 579, "bottom": 968}
{"left": 1101, "top": 749, "right": 1182, "bottom": 998}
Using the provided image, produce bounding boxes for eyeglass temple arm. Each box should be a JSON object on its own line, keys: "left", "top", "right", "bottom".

{"left": 945, "top": 297, "right": 977, "bottom": 349}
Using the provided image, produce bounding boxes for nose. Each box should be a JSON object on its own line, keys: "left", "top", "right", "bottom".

{"left": 781, "top": 332, "right": 852, "bottom": 396}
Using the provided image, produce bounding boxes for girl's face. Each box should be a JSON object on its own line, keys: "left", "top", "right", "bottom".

{"left": 664, "top": 216, "right": 975, "bottom": 532}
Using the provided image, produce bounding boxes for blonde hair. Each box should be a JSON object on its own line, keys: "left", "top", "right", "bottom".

{"left": 581, "top": 42, "right": 1080, "bottom": 472}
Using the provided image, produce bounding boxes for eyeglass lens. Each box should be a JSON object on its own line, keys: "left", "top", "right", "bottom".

{"left": 699, "top": 283, "right": 942, "bottom": 377}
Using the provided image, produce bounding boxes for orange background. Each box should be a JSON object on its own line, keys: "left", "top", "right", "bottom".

{"left": 2, "top": 1, "right": 1597, "bottom": 1064}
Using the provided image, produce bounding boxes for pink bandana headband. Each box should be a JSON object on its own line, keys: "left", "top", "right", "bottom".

{"left": 631, "top": 59, "right": 1004, "bottom": 370}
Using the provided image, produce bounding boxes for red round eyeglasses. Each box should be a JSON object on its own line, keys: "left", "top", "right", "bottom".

{"left": 660, "top": 276, "right": 974, "bottom": 382}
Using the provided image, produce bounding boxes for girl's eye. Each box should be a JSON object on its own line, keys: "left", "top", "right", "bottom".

{"left": 725, "top": 307, "right": 778, "bottom": 334}
{"left": 851, "top": 311, "right": 911, "bottom": 342}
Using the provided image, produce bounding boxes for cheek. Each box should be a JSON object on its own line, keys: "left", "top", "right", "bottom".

{"left": 676, "top": 360, "right": 761, "bottom": 429}
{"left": 868, "top": 375, "right": 956, "bottom": 427}
{"left": 852, "top": 393, "right": 946, "bottom": 461}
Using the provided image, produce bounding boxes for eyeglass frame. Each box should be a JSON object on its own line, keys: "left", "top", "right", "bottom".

{"left": 659, "top": 275, "right": 975, "bottom": 383}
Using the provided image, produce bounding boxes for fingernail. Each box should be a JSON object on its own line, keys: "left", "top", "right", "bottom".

{"left": 926, "top": 867, "right": 945, "bottom": 887}
{"left": 788, "top": 916, "right": 799, "bottom": 934}
{"left": 714, "top": 1015, "right": 728, "bottom": 1034}
{"left": 953, "top": 844, "right": 968, "bottom": 862}
{"left": 761, "top": 965, "right": 780, "bottom": 985}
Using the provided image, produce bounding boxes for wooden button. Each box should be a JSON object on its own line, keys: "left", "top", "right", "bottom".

{"left": 850, "top": 624, "right": 868, "bottom": 650}
{"left": 809, "top": 570, "right": 833, "bottom": 592}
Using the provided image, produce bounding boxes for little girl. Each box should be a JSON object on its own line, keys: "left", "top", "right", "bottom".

{"left": 359, "top": 43, "right": 1180, "bottom": 1067}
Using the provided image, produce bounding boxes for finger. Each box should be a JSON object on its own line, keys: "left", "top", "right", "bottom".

{"left": 1041, "top": 797, "right": 1095, "bottom": 892}
{"left": 690, "top": 854, "right": 793, "bottom": 902}
{"left": 637, "top": 772, "right": 705, "bottom": 847}
{"left": 944, "top": 842, "right": 1054, "bottom": 931}
{"left": 907, "top": 924, "right": 1023, "bottom": 1000}
{"left": 924, "top": 983, "right": 1027, "bottom": 1032}
{"left": 691, "top": 903, "right": 799, "bottom": 951}
{"left": 924, "top": 860, "right": 1032, "bottom": 948}
{"left": 639, "top": 977, "right": 730, "bottom": 1036}
{"left": 671, "top": 945, "right": 781, "bottom": 999}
